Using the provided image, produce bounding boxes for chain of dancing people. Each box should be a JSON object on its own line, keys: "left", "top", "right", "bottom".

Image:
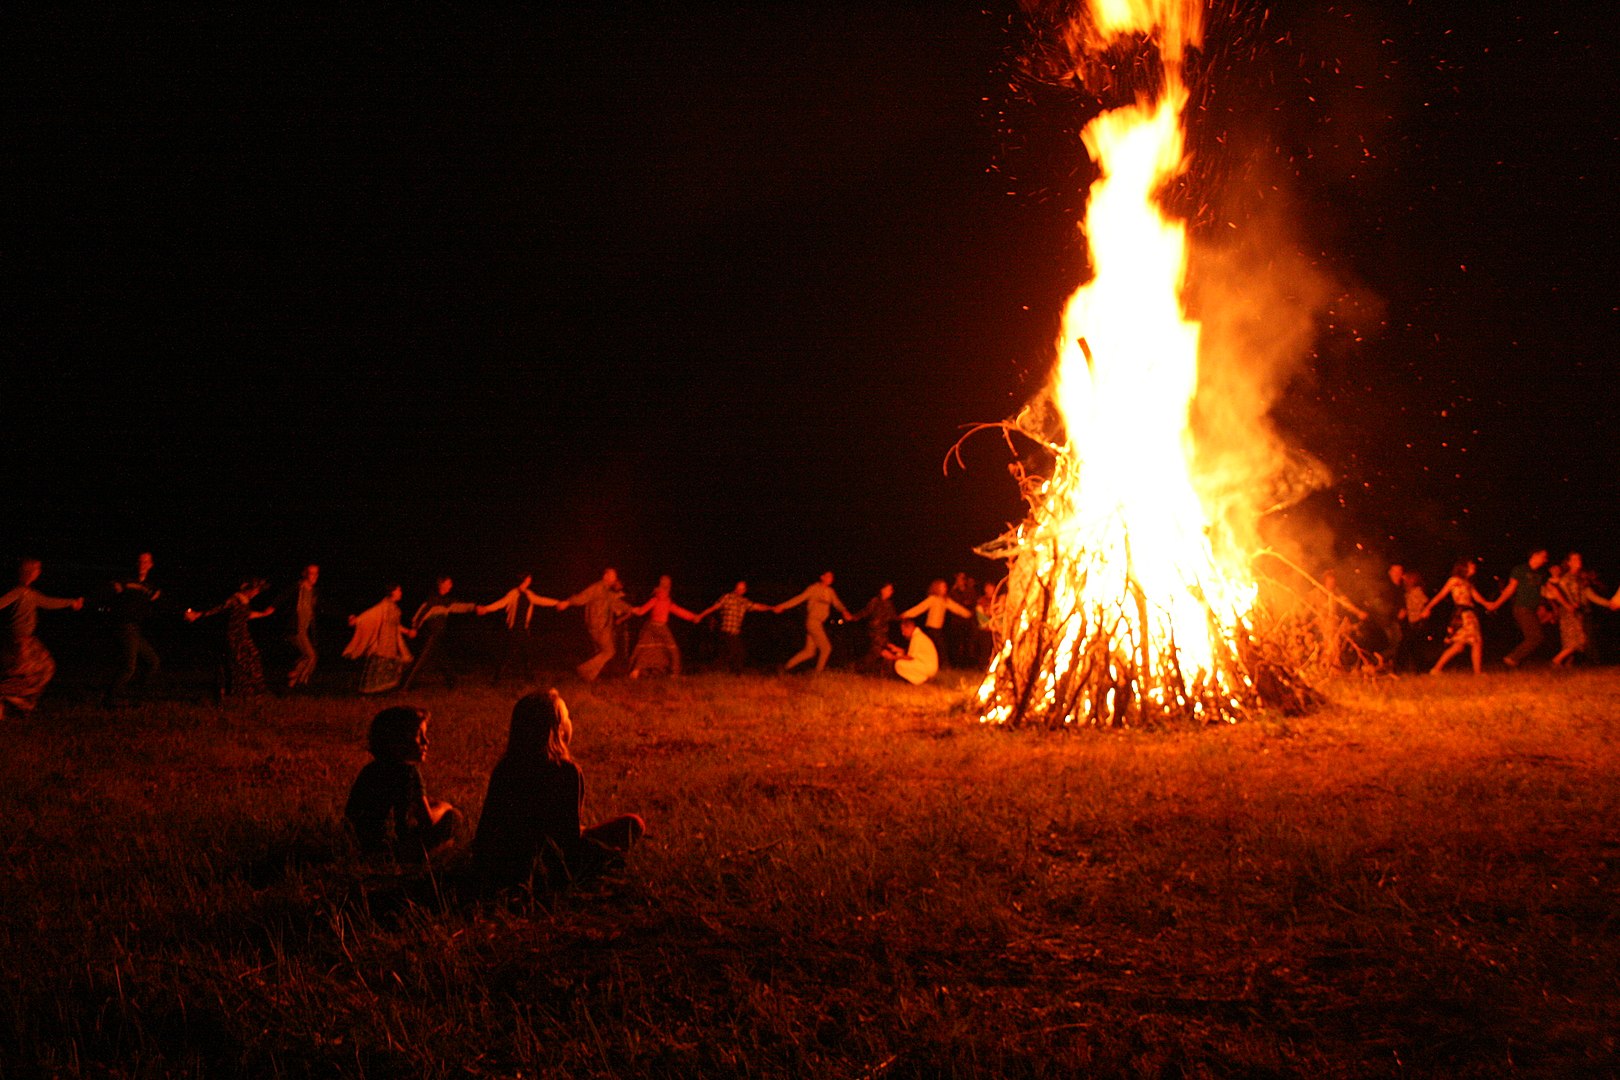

{"left": 1314, "top": 550, "right": 1618, "bottom": 676}
{"left": 0, "top": 556, "right": 1009, "bottom": 716}
{"left": 5, "top": 547, "right": 1617, "bottom": 718}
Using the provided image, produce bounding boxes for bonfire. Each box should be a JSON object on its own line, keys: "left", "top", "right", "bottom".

{"left": 976, "top": 0, "right": 1316, "bottom": 728}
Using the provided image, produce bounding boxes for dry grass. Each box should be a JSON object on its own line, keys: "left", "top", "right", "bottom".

{"left": 3, "top": 668, "right": 1618, "bottom": 1077}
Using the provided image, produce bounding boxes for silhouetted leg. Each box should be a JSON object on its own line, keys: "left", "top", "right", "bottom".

{"left": 583, "top": 814, "right": 645, "bottom": 853}
{"left": 577, "top": 628, "right": 615, "bottom": 680}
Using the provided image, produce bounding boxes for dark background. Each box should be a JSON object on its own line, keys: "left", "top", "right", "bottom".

{"left": 5, "top": 2, "right": 1616, "bottom": 624}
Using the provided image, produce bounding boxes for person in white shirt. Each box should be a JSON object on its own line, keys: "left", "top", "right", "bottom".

{"left": 901, "top": 579, "right": 971, "bottom": 666}
{"left": 883, "top": 618, "right": 938, "bottom": 685}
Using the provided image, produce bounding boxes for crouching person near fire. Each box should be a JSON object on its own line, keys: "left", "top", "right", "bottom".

{"left": 469, "top": 690, "right": 644, "bottom": 894}
{"left": 345, "top": 706, "right": 463, "bottom": 863}
{"left": 883, "top": 617, "right": 939, "bottom": 685}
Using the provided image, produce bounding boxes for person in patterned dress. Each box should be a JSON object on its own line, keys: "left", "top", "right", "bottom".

{"left": 187, "top": 578, "right": 274, "bottom": 700}
{"left": 1420, "top": 560, "right": 1503, "bottom": 675}
{"left": 1547, "top": 552, "right": 1617, "bottom": 667}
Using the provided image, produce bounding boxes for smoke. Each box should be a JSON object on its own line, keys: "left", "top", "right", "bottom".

{"left": 1184, "top": 193, "right": 1337, "bottom": 567}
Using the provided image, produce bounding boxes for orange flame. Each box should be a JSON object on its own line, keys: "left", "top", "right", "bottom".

{"left": 977, "top": 0, "right": 1271, "bottom": 726}
{"left": 1087, "top": 0, "right": 1201, "bottom": 64}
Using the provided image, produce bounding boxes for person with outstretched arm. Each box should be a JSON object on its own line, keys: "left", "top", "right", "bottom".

{"left": 775, "top": 570, "right": 853, "bottom": 673}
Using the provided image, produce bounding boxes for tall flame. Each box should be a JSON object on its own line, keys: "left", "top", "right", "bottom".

{"left": 977, "top": 1, "right": 1304, "bottom": 726}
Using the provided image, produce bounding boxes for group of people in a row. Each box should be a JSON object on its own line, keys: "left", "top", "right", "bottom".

{"left": 0, "top": 554, "right": 1000, "bottom": 717}
{"left": 346, "top": 689, "right": 643, "bottom": 892}
{"left": 16, "top": 541, "right": 1606, "bottom": 719}
{"left": 549, "top": 567, "right": 997, "bottom": 686}
{"left": 1317, "top": 548, "right": 1617, "bottom": 675}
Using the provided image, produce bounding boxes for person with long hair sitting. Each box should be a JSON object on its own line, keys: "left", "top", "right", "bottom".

{"left": 470, "top": 690, "right": 644, "bottom": 893}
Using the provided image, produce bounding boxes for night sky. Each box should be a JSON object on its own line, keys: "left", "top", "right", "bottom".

{"left": 6, "top": 2, "right": 1616, "bottom": 610}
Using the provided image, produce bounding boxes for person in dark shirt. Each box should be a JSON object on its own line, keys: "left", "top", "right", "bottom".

{"left": 104, "top": 551, "right": 161, "bottom": 706}
{"left": 345, "top": 706, "right": 463, "bottom": 861}
{"left": 470, "top": 689, "right": 644, "bottom": 893}
{"left": 477, "top": 575, "right": 560, "bottom": 684}
{"left": 403, "top": 576, "right": 476, "bottom": 689}
{"left": 1393, "top": 569, "right": 1432, "bottom": 674}
{"left": 185, "top": 578, "right": 273, "bottom": 701}
{"left": 973, "top": 580, "right": 1004, "bottom": 668}
{"left": 696, "top": 581, "right": 770, "bottom": 674}
{"left": 852, "top": 583, "right": 898, "bottom": 674}
{"left": 1373, "top": 563, "right": 1406, "bottom": 670}
{"left": 1497, "top": 548, "right": 1551, "bottom": 668}
{"left": 946, "top": 572, "right": 979, "bottom": 668}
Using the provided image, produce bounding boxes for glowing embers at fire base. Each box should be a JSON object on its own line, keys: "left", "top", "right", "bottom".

{"left": 977, "top": 4, "right": 1308, "bottom": 727}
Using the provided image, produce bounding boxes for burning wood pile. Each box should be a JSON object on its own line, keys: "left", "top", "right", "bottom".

{"left": 975, "top": 0, "right": 1317, "bottom": 728}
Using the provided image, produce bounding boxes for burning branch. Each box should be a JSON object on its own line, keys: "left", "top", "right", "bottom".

{"left": 973, "top": 407, "right": 1316, "bottom": 728}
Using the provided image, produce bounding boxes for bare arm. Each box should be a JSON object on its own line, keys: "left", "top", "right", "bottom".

{"left": 774, "top": 587, "right": 813, "bottom": 614}
{"left": 187, "top": 600, "right": 230, "bottom": 622}
{"left": 1419, "top": 582, "right": 1453, "bottom": 621}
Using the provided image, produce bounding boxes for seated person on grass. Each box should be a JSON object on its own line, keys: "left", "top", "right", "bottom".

{"left": 345, "top": 706, "right": 463, "bottom": 862}
{"left": 882, "top": 617, "right": 939, "bottom": 686}
{"left": 470, "top": 689, "right": 644, "bottom": 893}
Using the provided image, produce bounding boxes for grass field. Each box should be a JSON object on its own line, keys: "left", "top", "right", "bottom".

{"left": 3, "top": 667, "right": 1618, "bottom": 1077}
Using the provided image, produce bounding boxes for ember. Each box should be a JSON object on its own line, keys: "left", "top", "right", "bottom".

{"left": 976, "top": 0, "right": 1315, "bottom": 727}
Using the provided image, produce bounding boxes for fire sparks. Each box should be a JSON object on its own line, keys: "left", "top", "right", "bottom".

{"left": 976, "top": 0, "right": 1312, "bottom": 727}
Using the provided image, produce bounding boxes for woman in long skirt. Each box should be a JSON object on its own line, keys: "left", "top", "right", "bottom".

{"left": 1547, "top": 553, "right": 1617, "bottom": 667}
{"left": 628, "top": 575, "right": 699, "bottom": 678}
{"left": 344, "top": 585, "right": 415, "bottom": 694}
{"left": 187, "top": 579, "right": 272, "bottom": 699}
